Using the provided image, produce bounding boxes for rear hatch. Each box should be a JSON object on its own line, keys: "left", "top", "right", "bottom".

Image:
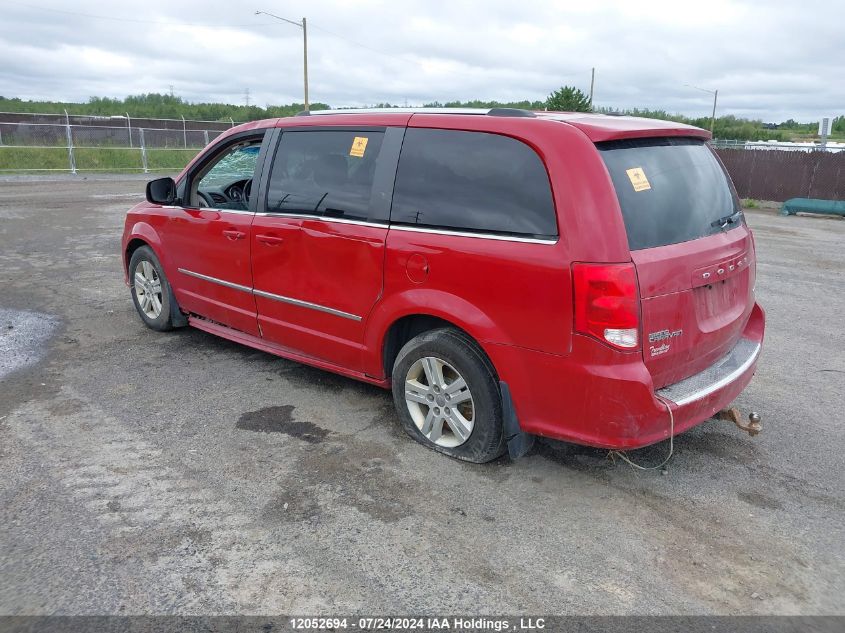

{"left": 597, "top": 137, "right": 756, "bottom": 389}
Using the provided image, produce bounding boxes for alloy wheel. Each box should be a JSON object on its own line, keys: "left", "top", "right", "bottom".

{"left": 134, "top": 260, "right": 163, "bottom": 319}
{"left": 404, "top": 356, "right": 475, "bottom": 447}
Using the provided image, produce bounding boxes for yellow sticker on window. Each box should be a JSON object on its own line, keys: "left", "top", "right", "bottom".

{"left": 349, "top": 136, "right": 368, "bottom": 158}
{"left": 626, "top": 167, "right": 652, "bottom": 192}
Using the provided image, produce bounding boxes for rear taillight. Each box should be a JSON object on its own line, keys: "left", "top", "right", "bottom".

{"left": 573, "top": 263, "right": 640, "bottom": 350}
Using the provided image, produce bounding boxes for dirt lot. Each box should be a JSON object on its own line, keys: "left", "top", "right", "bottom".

{"left": 0, "top": 177, "right": 842, "bottom": 615}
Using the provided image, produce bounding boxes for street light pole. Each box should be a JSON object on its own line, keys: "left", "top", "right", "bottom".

{"left": 255, "top": 10, "right": 309, "bottom": 112}
{"left": 685, "top": 84, "right": 719, "bottom": 136}
{"left": 302, "top": 17, "right": 308, "bottom": 111}
{"left": 710, "top": 89, "right": 718, "bottom": 136}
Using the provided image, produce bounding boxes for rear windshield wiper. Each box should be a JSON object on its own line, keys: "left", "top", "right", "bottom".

{"left": 711, "top": 210, "right": 742, "bottom": 230}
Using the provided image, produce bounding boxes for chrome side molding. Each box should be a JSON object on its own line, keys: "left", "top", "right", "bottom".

{"left": 177, "top": 268, "right": 362, "bottom": 322}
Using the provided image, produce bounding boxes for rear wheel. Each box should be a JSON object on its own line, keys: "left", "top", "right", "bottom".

{"left": 129, "top": 246, "right": 174, "bottom": 331}
{"left": 391, "top": 328, "right": 505, "bottom": 463}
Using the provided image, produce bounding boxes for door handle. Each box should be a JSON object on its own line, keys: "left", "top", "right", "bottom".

{"left": 223, "top": 229, "right": 246, "bottom": 240}
{"left": 256, "top": 234, "right": 284, "bottom": 246}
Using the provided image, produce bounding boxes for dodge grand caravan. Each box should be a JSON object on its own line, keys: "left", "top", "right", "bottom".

{"left": 122, "top": 108, "right": 765, "bottom": 463}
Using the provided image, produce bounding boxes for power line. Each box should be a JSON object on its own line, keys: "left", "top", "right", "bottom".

{"left": 5, "top": 1, "right": 284, "bottom": 28}
{"left": 6, "top": 0, "right": 594, "bottom": 104}
{"left": 8, "top": 0, "right": 589, "bottom": 78}
{"left": 309, "top": 23, "right": 397, "bottom": 58}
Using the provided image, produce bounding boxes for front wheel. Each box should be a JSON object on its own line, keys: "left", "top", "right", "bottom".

{"left": 129, "top": 245, "right": 174, "bottom": 331}
{"left": 391, "top": 328, "right": 505, "bottom": 463}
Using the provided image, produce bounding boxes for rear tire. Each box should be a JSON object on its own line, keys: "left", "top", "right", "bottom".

{"left": 129, "top": 246, "right": 174, "bottom": 332}
{"left": 391, "top": 328, "right": 506, "bottom": 463}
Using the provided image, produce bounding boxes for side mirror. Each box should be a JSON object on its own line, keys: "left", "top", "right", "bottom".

{"left": 146, "top": 177, "right": 177, "bottom": 205}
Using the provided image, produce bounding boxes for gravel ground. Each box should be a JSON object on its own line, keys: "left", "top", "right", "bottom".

{"left": 0, "top": 177, "right": 842, "bottom": 615}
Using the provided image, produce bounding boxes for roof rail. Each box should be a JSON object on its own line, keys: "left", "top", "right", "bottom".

{"left": 487, "top": 108, "right": 536, "bottom": 118}
{"left": 296, "top": 107, "right": 490, "bottom": 116}
{"left": 292, "top": 107, "right": 537, "bottom": 118}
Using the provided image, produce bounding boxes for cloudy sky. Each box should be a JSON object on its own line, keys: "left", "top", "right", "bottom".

{"left": 1, "top": 0, "right": 842, "bottom": 122}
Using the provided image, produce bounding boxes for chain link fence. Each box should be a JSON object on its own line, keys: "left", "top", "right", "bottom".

{"left": 712, "top": 138, "right": 845, "bottom": 153}
{"left": 0, "top": 111, "right": 241, "bottom": 173}
{"left": 2, "top": 113, "right": 842, "bottom": 202}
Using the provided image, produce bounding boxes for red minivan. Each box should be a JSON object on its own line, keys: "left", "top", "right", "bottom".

{"left": 122, "top": 108, "right": 764, "bottom": 462}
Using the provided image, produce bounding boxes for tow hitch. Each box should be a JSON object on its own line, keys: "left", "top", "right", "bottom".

{"left": 717, "top": 407, "right": 762, "bottom": 436}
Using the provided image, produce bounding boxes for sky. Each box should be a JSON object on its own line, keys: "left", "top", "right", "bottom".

{"left": 0, "top": 0, "right": 842, "bottom": 122}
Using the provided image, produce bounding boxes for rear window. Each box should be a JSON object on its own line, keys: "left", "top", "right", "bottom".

{"left": 597, "top": 137, "right": 741, "bottom": 251}
{"left": 391, "top": 128, "right": 557, "bottom": 238}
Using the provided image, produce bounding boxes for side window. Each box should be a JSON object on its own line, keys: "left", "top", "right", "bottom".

{"left": 191, "top": 140, "right": 262, "bottom": 210}
{"left": 265, "top": 130, "right": 385, "bottom": 221}
{"left": 391, "top": 129, "right": 557, "bottom": 238}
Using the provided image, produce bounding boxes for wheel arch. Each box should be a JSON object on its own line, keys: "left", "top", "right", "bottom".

{"left": 123, "top": 222, "right": 167, "bottom": 276}
{"left": 370, "top": 295, "right": 507, "bottom": 380}
{"left": 382, "top": 314, "right": 460, "bottom": 379}
{"left": 124, "top": 227, "right": 187, "bottom": 328}
{"left": 125, "top": 238, "right": 148, "bottom": 269}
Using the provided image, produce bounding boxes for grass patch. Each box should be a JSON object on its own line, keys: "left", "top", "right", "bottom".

{"left": 742, "top": 198, "right": 760, "bottom": 209}
{"left": 74, "top": 147, "right": 144, "bottom": 170}
{"left": 0, "top": 146, "right": 199, "bottom": 172}
{"left": 0, "top": 147, "right": 72, "bottom": 171}
{"left": 146, "top": 149, "right": 198, "bottom": 171}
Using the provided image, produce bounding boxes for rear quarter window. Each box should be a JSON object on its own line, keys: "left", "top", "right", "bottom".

{"left": 597, "top": 137, "right": 741, "bottom": 251}
{"left": 391, "top": 128, "right": 557, "bottom": 238}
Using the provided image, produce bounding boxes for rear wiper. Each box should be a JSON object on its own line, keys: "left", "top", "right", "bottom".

{"left": 711, "top": 210, "right": 742, "bottom": 230}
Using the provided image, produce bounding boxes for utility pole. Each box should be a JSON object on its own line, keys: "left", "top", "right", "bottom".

{"left": 256, "top": 10, "right": 309, "bottom": 111}
{"left": 589, "top": 67, "right": 595, "bottom": 107}
{"left": 245, "top": 87, "right": 251, "bottom": 108}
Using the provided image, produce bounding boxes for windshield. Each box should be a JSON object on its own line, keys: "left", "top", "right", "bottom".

{"left": 597, "top": 137, "right": 741, "bottom": 251}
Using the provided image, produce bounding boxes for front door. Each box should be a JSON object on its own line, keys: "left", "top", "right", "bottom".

{"left": 251, "top": 127, "right": 401, "bottom": 370}
{"left": 163, "top": 132, "right": 268, "bottom": 336}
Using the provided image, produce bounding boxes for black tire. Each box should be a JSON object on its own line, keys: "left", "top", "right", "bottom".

{"left": 129, "top": 245, "right": 175, "bottom": 331}
{"left": 391, "top": 328, "right": 506, "bottom": 463}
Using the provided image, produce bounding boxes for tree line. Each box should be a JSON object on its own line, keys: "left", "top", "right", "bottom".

{"left": 1, "top": 89, "right": 841, "bottom": 142}
{"left": 0, "top": 93, "right": 328, "bottom": 121}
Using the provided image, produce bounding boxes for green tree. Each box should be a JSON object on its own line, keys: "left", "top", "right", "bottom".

{"left": 545, "top": 86, "right": 592, "bottom": 112}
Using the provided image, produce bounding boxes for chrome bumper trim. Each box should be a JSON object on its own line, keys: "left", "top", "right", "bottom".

{"left": 657, "top": 338, "right": 761, "bottom": 406}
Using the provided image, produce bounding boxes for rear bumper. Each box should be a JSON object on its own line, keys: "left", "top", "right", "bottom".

{"left": 656, "top": 337, "right": 760, "bottom": 406}
{"left": 485, "top": 302, "right": 765, "bottom": 450}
